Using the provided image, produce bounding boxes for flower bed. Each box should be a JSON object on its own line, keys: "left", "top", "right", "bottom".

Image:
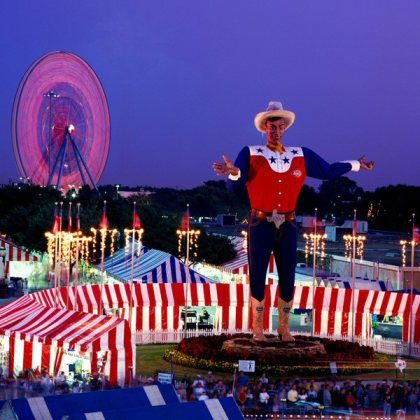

{"left": 163, "top": 334, "right": 384, "bottom": 376}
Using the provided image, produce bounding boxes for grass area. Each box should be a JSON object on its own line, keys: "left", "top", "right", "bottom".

{"left": 136, "top": 344, "right": 236, "bottom": 381}
{"left": 346, "top": 359, "right": 420, "bottom": 382}
{"left": 136, "top": 344, "right": 420, "bottom": 382}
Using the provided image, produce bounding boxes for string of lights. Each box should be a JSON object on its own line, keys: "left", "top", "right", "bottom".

{"left": 177, "top": 228, "right": 201, "bottom": 260}
{"left": 400, "top": 240, "right": 407, "bottom": 267}
{"left": 241, "top": 230, "right": 248, "bottom": 250}
{"left": 343, "top": 234, "right": 366, "bottom": 261}
{"left": 303, "top": 233, "right": 327, "bottom": 262}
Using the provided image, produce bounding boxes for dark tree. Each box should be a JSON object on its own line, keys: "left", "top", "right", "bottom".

{"left": 296, "top": 185, "right": 319, "bottom": 215}
{"left": 317, "top": 177, "right": 365, "bottom": 223}
{"left": 364, "top": 185, "right": 420, "bottom": 231}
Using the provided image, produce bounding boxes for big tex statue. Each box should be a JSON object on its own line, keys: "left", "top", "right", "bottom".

{"left": 213, "top": 102, "right": 374, "bottom": 342}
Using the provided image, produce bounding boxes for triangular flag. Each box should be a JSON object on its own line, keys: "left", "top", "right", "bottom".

{"left": 413, "top": 225, "right": 420, "bottom": 245}
{"left": 67, "top": 203, "right": 72, "bottom": 232}
{"left": 76, "top": 204, "right": 81, "bottom": 231}
{"left": 52, "top": 204, "right": 60, "bottom": 234}
{"left": 99, "top": 213, "right": 109, "bottom": 230}
{"left": 99, "top": 202, "right": 109, "bottom": 229}
{"left": 133, "top": 213, "right": 142, "bottom": 229}
{"left": 180, "top": 206, "right": 190, "bottom": 231}
{"left": 353, "top": 219, "right": 358, "bottom": 236}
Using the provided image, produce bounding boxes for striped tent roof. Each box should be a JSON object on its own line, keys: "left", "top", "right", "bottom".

{"left": 221, "top": 236, "right": 277, "bottom": 275}
{"left": 221, "top": 236, "right": 248, "bottom": 273}
{"left": 0, "top": 238, "right": 40, "bottom": 262}
{"left": 29, "top": 283, "right": 419, "bottom": 316}
{"left": 102, "top": 244, "right": 214, "bottom": 284}
{"left": 0, "top": 295, "right": 130, "bottom": 353}
{"left": 0, "top": 237, "right": 40, "bottom": 278}
{"left": 318, "top": 277, "right": 393, "bottom": 291}
{"left": 7, "top": 385, "right": 180, "bottom": 420}
{"left": 75, "top": 397, "right": 242, "bottom": 420}
{"left": 28, "top": 284, "right": 420, "bottom": 341}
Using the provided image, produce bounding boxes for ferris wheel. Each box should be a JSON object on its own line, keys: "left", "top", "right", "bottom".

{"left": 11, "top": 51, "right": 110, "bottom": 190}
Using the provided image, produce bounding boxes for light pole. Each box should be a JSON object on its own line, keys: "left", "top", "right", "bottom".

{"left": 343, "top": 210, "right": 366, "bottom": 342}
{"left": 124, "top": 202, "right": 144, "bottom": 331}
{"left": 303, "top": 210, "right": 328, "bottom": 335}
{"left": 94, "top": 201, "right": 118, "bottom": 315}
{"left": 71, "top": 231, "right": 92, "bottom": 311}
{"left": 43, "top": 90, "right": 59, "bottom": 184}
{"left": 177, "top": 204, "right": 201, "bottom": 332}
{"left": 56, "top": 202, "right": 63, "bottom": 306}
{"left": 409, "top": 213, "right": 417, "bottom": 356}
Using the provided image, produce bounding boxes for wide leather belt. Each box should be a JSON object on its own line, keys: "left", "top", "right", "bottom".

{"left": 250, "top": 209, "right": 295, "bottom": 228}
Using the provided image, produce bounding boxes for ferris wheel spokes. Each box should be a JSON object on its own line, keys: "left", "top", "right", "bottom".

{"left": 47, "top": 125, "right": 98, "bottom": 191}
{"left": 47, "top": 132, "right": 68, "bottom": 187}
{"left": 68, "top": 132, "right": 98, "bottom": 189}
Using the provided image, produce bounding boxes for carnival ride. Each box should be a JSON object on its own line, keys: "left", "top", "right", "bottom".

{"left": 12, "top": 51, "right": 110, "bottom": 190}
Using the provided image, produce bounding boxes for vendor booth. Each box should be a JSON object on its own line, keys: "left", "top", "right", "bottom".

{"left": 0, "top": 295, "right": 133, "bottom": 386}
{"left": 0, "top": 238, "right": 40, "bottom": 279}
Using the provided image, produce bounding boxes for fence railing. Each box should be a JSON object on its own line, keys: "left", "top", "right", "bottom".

{"left": 134, "top": 329, "right": 420, "bottom": 358}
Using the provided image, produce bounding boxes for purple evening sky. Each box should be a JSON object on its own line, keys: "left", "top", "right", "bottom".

{"left": 0, "top": 1, "right": 419, "bottom": 191}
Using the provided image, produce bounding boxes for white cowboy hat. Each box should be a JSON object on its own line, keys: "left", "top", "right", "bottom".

{"left": 254, "top": 101, "right": 295, "bottom": 133}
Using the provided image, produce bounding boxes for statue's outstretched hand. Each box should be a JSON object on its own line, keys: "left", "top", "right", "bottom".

{"left": 358, "top": 155, "right": 375, "bottom": 171}
{"left": 213, "top": 155, "right": 240, "bottom": 177}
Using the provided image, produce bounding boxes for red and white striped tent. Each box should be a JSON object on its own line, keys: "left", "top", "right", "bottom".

{"left": 2, "top": 284, "right": 417, "bottom": 382}
{"left": 0, "top": 237, "right": 40, "bottom": 278}
{"left": 30, "top": 284, "right": 420, "bottom": 342}
{"left": 0, "top": 294, "right": 133, "bottom": 385}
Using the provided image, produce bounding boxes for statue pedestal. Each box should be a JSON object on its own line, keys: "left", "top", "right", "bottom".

{"left": 221, "top": 337, "right": 326, "bottom": 361}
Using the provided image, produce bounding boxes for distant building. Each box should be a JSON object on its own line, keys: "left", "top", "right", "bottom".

{"left": 118, "top": 189, "right": 155, "bottom": 199}
{"left": 216, "top": 214, "right": 236, "bottom": 227}
{"left": 329, "top": 255, "right": 420, "bottom": 291}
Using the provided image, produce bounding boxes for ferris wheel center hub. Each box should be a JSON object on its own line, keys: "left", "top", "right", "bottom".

{"left": 67, "top": 124, "right": 75, "bottom": 134}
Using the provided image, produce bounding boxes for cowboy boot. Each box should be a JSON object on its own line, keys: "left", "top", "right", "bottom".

{"left": 251, "top": 297, "right": 267, "bottom": 342}
{"left": 277, "top": 298, "right": 295, "bottom": 341}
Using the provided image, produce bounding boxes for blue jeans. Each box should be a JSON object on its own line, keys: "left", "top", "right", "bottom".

{"left": 248, "top": 217, "right": 297, "bottom": 302}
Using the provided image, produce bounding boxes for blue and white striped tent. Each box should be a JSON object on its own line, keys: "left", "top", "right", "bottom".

{"left": 71, "top": 397, "right": 243, "bottom": 420}
{"left": 318, "top": 277, "right": 393, "bottom": 291}
{"left": 101, "top": 245, "right": 215, "bottom": 284}
{"left": 1, "top": 384, "right": 179, "bottom": 420}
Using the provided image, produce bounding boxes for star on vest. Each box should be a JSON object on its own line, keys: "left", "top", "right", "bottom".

{"left": 246, "top": 145, "right": 306, "bottom": 213}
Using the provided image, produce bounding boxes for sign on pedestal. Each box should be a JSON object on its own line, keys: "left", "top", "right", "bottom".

{"left": 238, "top": 360, "right": 255, "bottom": 373}
{"left": 158, "top": 372, "right": 173, "bottom": 384}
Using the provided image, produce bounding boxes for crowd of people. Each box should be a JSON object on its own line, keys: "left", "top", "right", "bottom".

{"left": 0, "top": 368, "right": 120, "bottom": 400}
{"left": 170, "top": 371, "right": 420, "bottom": 417}
{"left": 1, "top": 367, "right": 419, "bottom": 417}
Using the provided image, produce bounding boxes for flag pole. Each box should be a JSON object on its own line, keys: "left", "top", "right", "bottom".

{"left": 311, "top": 208, "right": 317, "bottom": 336}
{"left": 66, "top": 202, "right": 72, "bottom": 309}
{"left": 98, "top": 200, "right": 107, "bottom": 316}
{"left": 351, "top": 209, "right": 357, "bottom": 342}
{"left": 128, "top": 202, "right": 137, "bottom": 332}
{"left": 74, "top": 203, "right": 81, "bottom": 311}
{"left": 55, "top": 201, "right": 63, "bottom": 307}
{"left": 184, "top": 204, "right": 190, "bottom": 334}
{"left": 73, "top": 203, "right": 83, "bottom": 311}
{"left": 73, "top": 235, "right": 80, "bottom": 311}
{"left": 53, "top": 202, "right": 59, "bottom": 294}
{"left": 409, "top": 213, "right": 415, "bottom": 356}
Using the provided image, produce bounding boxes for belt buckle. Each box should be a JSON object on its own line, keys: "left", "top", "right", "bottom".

{"left": 267, "top": 210, "right": 285, "bottom": 228}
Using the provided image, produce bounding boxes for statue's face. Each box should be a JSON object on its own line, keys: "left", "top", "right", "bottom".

{"left": 265, "top": 118, "right": 286, "bottom": 148}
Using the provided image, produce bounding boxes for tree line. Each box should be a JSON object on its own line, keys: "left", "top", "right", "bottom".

{"left": 0, "top": 179, "right": 418, "bottom": 264}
